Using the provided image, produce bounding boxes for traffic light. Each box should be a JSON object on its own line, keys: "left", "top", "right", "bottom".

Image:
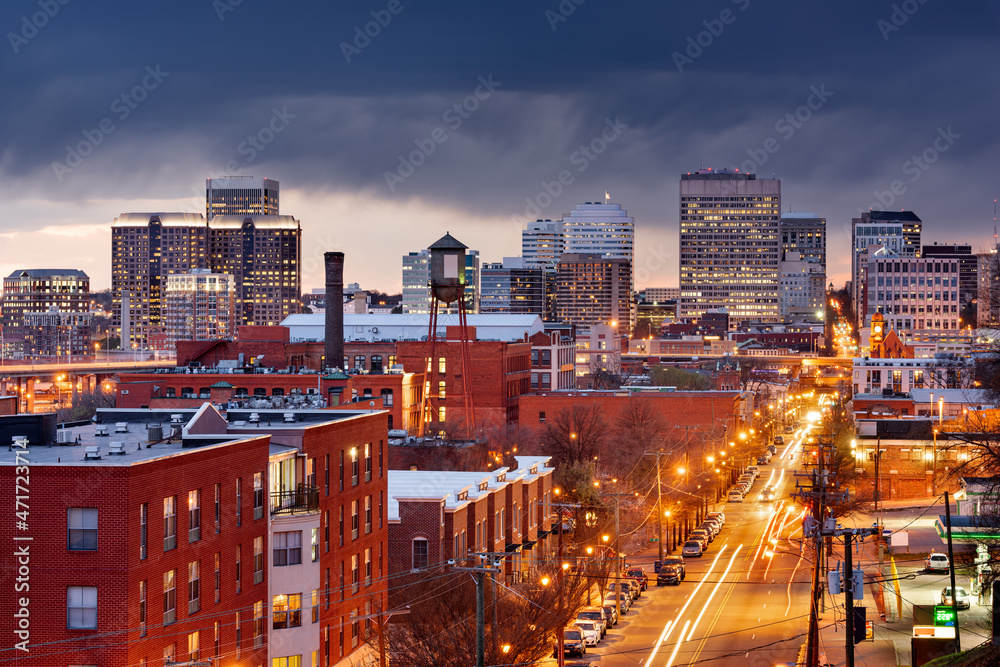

{"left": 852, "top": 606, "right": 867, "bottom": 645}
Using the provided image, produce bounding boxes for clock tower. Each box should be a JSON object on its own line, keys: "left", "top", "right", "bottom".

{"left": 869, "top": 311, "right": 885, "bottom": 358}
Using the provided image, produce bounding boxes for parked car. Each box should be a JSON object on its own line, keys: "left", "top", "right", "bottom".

{"left": 556, "top": 628, "right": 587, "bottom": 657}
{"left": 575, "top": 607, "right": 607, "bottom": 636}
{"left": 757, "top": 455, "right": 769, "bottom": 465}
{"left": 707, "top": 511, "right": 725, "bottom": 526}
{"left": 941, "top": 587, "right": 971, "bottom": 609}
{"left": 700, "top": 520, "right": 720, "bottom": 537}
{"left": 657, "top": 562, "right": 682, "bottom": 585}
{"left": 728, "top": 490, "right": 744, "bottom": 502}
{"left": 601, "top": 603, "right": 618, "bottom": 627}
{"left": 625, "top": 567, "right": 648, "bottom": 590}
{"left": 607, "top": 581, "right": 636, "bottom": 602}
{"left": 784, "top": 425, "right": 794, "bottom": 433}
{"left": 574, "top": 620, "right": 601, "bottom": 646}
{"left": 682, "top": 540, "right": 704, "bottom": 557}
{"left": 689, "top": 529, "right": 711, "bottom": 546}
{"left": 774, "top": 436, "right": 784, "bottom": 446}
{"left": 925, "top": 553, "right": 951, "bottom": 572}
{"left": 662, "top": 554, "right": 686, "bottom": 579}
{"left": 767, "top": 444, "right": 778, "bottom": 455}
{"left": 604, "top": 592, "right": 630, "bottom": 613}
{"left": 707, "top": 516, "right": 724, "bottom": 534}
{"left": 747, "top": 465, "right": 760, "bottom": 476}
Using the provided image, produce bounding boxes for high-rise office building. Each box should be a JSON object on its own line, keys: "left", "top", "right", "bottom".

{"left": 561, "top": 202, "right": 634, "bottom": 263}
{"left": 164, "top": 270, "right": 236, "bottom": 345}
{"left": 865, "top": 250, "right": 960, "bottom": 331}
{"left": 207, "top": 215, "right": 301, "bottom": 327}
{"left": 922, "top": 243, "right": 977, "bottom": 306}
{"left": 206, "top": 176, "right": 279, "bottom": 219}
{"left": 112, "top": 211, "right": 300, "bottom": 347}
{"left": 2, "top": 269, "right": 90, "bottom": 356}
{"left": 779, "top": 213, "right": 826, "bottom": 320}
{"left": 851, "top": 210, "right": 921, "bottom": 320}
{"left": 521, "top": 220, "right": 565, "bottom": 270}
{"left": 401, "top": 248, "right": 479, "bottom": 314}
{"left": 480, "top": 258, "right": 545, "bottom": 314}
{"left": 554, "top": 253, "right": 631, "bottom": 334}
{"left": 679, "top": 169, "right": 781, "bottom": 324}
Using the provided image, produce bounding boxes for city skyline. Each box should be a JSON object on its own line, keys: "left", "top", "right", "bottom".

{"left": 0, "top": 2, "right": 996, "bottom": 294}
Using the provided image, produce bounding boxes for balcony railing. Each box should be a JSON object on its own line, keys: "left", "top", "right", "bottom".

{"left": 270, "top": 485, "right": 320, "bottom": 516}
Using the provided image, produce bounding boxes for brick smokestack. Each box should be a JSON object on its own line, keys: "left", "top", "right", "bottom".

{"left": 325, "top": 252, "right": 344, "bottom": 371}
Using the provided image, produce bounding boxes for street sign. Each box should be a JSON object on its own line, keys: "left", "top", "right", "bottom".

{"left": 933, "top": 605, "right": 956, "bottom": 627}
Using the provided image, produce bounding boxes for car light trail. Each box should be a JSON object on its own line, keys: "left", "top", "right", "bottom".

{"left": 643, "top": 546, "right": 730, "bottom": 667}
{"left": 686, "top": 546, "right": 743, "bottom": 641}
{"left": 663, "top": 620, "right": 691, "bottom": 667}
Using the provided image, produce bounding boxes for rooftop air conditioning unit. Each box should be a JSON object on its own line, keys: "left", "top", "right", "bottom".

{"left": 84, "top": 446, "right": 101, "bottom": 460}
{"left": 108, "top": 442, "right": 126, "bottom": 455}
{"left": 57, "top": 429, "right": 73, "bottom": 444}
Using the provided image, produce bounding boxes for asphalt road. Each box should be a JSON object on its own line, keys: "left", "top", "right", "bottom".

{"left": 558, "top": 431, "right": 817, "bottom": 667}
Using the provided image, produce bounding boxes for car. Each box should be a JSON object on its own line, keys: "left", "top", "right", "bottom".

{"left": 657, "top": 562, "right": 682, "bottom": 585}
{"left": 556, "top": 628, "right": 587, "bottom": 657}
{"left": 607, "top": 581, "right": 636, "bottom": 602}
{"left": 784, "top": 426, "right": 794, "bottom": 434}
{"left": 747, "top": 465, "right": 760, "bottom": 476}
{"left": 625, "top": 577, "right": 642, "bottom": 598}
{"left": 700, "top": 520, "right": 720, "bottom": 537}
{"left": 774, "top": 436, "right": 785, "bottom": 446}
{"left": 728, "top": 490, "right": 744, "bottom": 502}
{"left": 601, "top": 603, "right": 618, "bottom": 627}
{"left": 704, "top": 516, "right": 723, "bottom": 534}
{"left": 604, "top": 592, "right": 630, "bottom": 613}
{"left": 707, "top": 511, "right": 725, "bottom": 526}
{"left": 662, "top": 554, "right": 686, "bottom": 580}
{"left": 925, "top": 553, "right": 951, "bottom": 572}
{"left": 767, "top": 444, "right": 778, "bottom": 455}
{"left": 941, "top": 587, "right": 971, "bottom": 609}
{"left": 575, "top": 607, "right": 607, "bottom": 636}
{"left": 682, "top": 540, "right": 704, "bottom": 557}
{"left": 574, "top": 620, "right": 601, "bottom": 646}
{"left": 757, "top": 455, "right": 769, "bottom": 465}
{"left": 625, "top": 567, "right": 648, "bottom": 590}
{"left": 689, "top": 529, "right": 711, "bottom": 546}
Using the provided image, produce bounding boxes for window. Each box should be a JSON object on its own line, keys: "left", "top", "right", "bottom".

{"left": 253, "top": 473, "right": 264, "bottom": 520}
{"left": 438, "top": 380, "right": 446, "bottom": 398}
{"left": 214, "top": 483, "right": 221, "bottom": 534}
{"left": 214, "top": 621, "right": 220, "bottom": 658}
{"left": 538, "top": 411, "right": 546, "bottom": 423}
{"left": 353, "top": 355, "right": 365, "bottom": 370}
{"left": 163, "top": 570, "right": 176, "bottom": 625}
{"left": 379, "top": 492, "right": 384, "bottom": 528}
{"left": 340, "top": 451, "right": 345, "bottom": 491}
{"left": 273, "top": 593, "right": 302, "bottom": 629}
{"left": 140, "top": 503, "right": 147, "bottom": 559}
{"left": 236, "top": 478, "right": 242, "bottom": 526}
{"left": 164, "top": 496, "right": 177, "bottom": 551}
{"left": 235, "top": 612, "right": 242, "bottom": 659}
{"left": 235, "top": 545, "right": 242, "bottom": 594}
{"left": 214, "top": 552, "right": 221, "bottom": 603}
{"left": 364, "top": 548, "right": 372, "bottom": 586}
{"left": 380, "top": 388, "right": 393, "bottom": 406}
{"left": 188, "top": 490, "right": 201, "bottom": 542}
{"left": 188, "top": 631, "right": 200, "bottom": 662}
{"left": 253, "top": 601, "right": 264, "bottom": 647}
{"left": 438, "top": 357, "right": 446, "bottom": 373}
{"left": 164, "top": 643, "right": 176, "bottom": 667}
{"left": 351, "top": 501, "right": 359, "bottom": 540}
{"left": 439, "top": 406, "right": 446, "bottom": 423}
{"left": 365, "top": 496, "right": 372, "bottom": 535}
{"left": 351, "top": 610, "right": 360, "bottom": 648}
{"left": 412, "top": 538, "right": 428, "bottom": 570}
{"left": 139, "top": 580, "right": 147, "bottom": 637}
{"left": 254, "top": 537, "right": 264, "bottom": 584}
{"left": 325, "top": 453, "right": 330, "bottom": 496}
{"left": 351, "top": 554, "right": 359, "bottom": 593}
{"left": 272, "top": 657, "right": 302, "bottom": 667}
{"left": 68, "top": 508, "right": 98, "bottom": 551}
{"left": 312, "top": 589, "right": 320, "bottom": 623}
{"left": 311, "top": 528, "right": 319, "bottom": 562}
{"left": 351, "top": 448, "right": 359, "bottom": 486}
{"left": 325, "top": 568, "right": 331, "bottom": 609}
{"left": 274, "top": 531, "right": 302, "bottom": 566}
{"left": 379, "top": 441, "right": 384, "bottom": 477}
{"left": 188, "top": 561, "right": 200, "bottom": 614}
{"left": 364, "top": 443, "right": 372, "bottom": 482}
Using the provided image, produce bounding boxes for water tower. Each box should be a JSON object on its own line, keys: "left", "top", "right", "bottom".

{"left": 418, "top": 232, "right": 475, "bottom": 438}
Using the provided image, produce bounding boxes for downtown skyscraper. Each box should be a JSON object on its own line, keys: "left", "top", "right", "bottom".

{"left": 679, "top": 169, "right": 781, "bottom": 324}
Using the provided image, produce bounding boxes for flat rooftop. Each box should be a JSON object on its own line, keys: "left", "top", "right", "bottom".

{"left": 0, "top": 405, "right": 382, "bottom": 467}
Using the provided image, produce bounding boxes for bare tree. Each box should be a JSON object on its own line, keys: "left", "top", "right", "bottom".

{"left": 541, "top": 403, "right": 609, "bottom": 466}
{"left": 607, "top": 399, "right": 668, "bottom": 479}
{"left": 382, "top": 565, "right": 600, "bottom": 667}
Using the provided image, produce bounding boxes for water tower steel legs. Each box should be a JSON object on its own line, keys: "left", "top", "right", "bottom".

{"left": 417, "top": 292, "right": 475, "bottom": 440}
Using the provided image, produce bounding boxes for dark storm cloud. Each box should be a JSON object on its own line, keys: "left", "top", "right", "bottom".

{"left": 1, "top": 0, "right": 999, "bottom": 284}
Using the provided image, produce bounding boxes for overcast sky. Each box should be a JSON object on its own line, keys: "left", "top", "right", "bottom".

{"left": 1, "top": 0, "right": 997, "bottom": 293}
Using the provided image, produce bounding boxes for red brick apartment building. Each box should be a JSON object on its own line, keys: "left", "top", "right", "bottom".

{"left": 0, "top": 404, "right": 388, "bottom": 667}
{"left": 386, "top": 457, "right": 555, "bottom": 584}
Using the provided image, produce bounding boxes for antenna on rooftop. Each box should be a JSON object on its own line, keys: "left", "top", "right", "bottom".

{"left": 994, "top": 198, "right": 997, "bottom": 250}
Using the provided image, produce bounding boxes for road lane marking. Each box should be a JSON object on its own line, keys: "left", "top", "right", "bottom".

{"left": 687, "top": 546, "right": 744, "bottom": 641}
{"left": 663, "top": 620, "right": 691, "bottom": 667}
{"left": 644, "top": 546, "right": 732, "bottom": 666}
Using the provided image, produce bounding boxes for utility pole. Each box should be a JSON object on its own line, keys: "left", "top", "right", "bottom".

{"left": 845, "top": 530, "right": 855, "bottom": 667}
{"left": 452, "top": 559, "right": 501, "bottom": 667}
{"left": 945, "top": 491, "right": 961, "bottom": 649}
{"left": 644, "top": 451, "right": 669, "bottom": 560}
